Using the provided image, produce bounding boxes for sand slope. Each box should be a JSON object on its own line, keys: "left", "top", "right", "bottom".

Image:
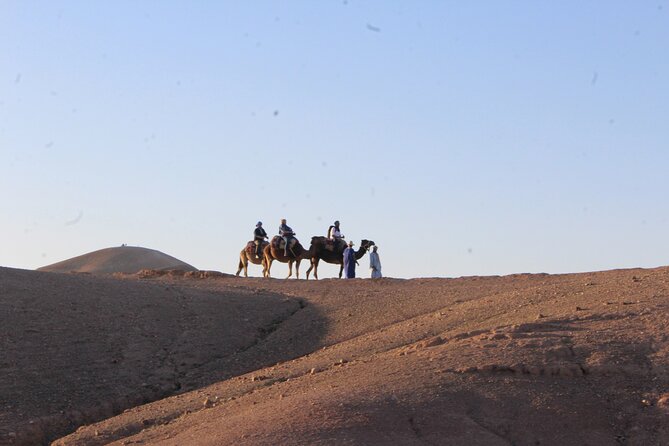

{"left": 37, "top": 246, "right": 197, "bottom": 274}
{"left": 0, "top": 267, "right": 303, "bottom": 445}
{"left": 3, "top": 267, "right": 668, "bottom": 445}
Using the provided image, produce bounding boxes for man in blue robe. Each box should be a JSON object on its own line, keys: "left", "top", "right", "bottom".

{"left": 343, "top": 241, "right": 357, "bottom": 279}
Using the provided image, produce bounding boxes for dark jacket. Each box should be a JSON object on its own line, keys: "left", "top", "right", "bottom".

{"left": 279, "top": 224, "right": 294, "bottom": 236}
{"left": 254, "top": 226, "right": 267, "bottom": 241}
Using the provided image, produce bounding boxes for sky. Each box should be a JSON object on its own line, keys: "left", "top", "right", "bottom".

{"left": 1, "top": 1, "right": 668, "bottom": 278}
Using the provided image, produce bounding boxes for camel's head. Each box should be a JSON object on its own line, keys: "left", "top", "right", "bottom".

{"left": 361, "top": 240, "right": 375, "bottom": 250}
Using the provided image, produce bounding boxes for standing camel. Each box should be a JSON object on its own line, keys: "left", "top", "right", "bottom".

{"left": 305, "top": 237, "right": 375, "bottom": 280}
{"left": 263, "top": 236, "right": 313, "bottom": 279}
{"left": 236, "top": 241, "right": 269, "bottom": 277}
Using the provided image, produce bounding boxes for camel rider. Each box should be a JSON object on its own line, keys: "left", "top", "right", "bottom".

{"left": 327, "top": 220, "right": 345, "bottom": 250}
{"left": 279, "top": 218, "right": 295, "bottom": 257}
{"left": 254, "top": 221, "right": 268, "bottom": 258}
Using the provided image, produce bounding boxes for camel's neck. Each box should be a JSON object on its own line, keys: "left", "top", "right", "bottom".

{"left": 354, "top": 246, "right": 368, "bottom": 260}
{"left": 299, "top": 243, "right": 315, "bottom": 259}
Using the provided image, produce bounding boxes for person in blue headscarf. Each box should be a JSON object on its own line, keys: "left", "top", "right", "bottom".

{"left": 343, "top": 240, "right": 358, "bottom": 279}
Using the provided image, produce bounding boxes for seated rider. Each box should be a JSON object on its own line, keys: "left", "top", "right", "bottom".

{"left": 279, "top": 218, "right": 295, "bottom": 257}
{"left": 253, "top": 221, "right": 268, "bottom": 258}
{"left": 327, "top": 220, "right": 344, "bottom": 249}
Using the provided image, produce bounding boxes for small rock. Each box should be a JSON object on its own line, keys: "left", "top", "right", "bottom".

{"left": 251, "top": 375, "right": 268, "bottom": 382}
{"left": 537, "top": 314, "right": 546, "bottom": 319}
{"left": 309, "top": 368, "right": 317, "bottom": 375}
{"left": 203, "top": 397, "right": 214, "bottom": 408}
{"left": 576, "top": 306, "right": 584, "bottom": 311}
{"left": 416, "top": 336, "right": 445, "bottom": 348}
{"left": 657, "top": 393, "right": 669, "bottom": 407}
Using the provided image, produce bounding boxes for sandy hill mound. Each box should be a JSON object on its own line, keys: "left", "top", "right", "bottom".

{"left": 37, "top": 246, "right": 197, "bottom": 274}
{"left": 0, "top": 267, "right": 302, "bottom": 445}
{"left": 5, "top": 267, "right": 669, "bottom": 445}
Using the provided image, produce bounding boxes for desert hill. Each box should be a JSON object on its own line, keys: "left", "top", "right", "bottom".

{"left": 0, "top": 267, "right": 299, "bottom": 445}
{"left": 2, "top": 266, "right": 668, "bottom": 445}
{"left": 37, "top": 246, "right": 197, "bottom": 274}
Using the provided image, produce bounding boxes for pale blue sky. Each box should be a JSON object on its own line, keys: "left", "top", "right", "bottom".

{"left": 1, "top": 1, "right": 668, "bottom": 278}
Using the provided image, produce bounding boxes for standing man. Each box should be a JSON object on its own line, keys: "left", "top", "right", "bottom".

{"left": 369, "top": 245, "right": 382, "bottom": 278}
{"left": 343, "top": 240, "right": 357, "bottom": 279}
{"left": 279, "top": 218, "right": 295, "bottom": 257}
{"left": 254, "top": 221, "right": 268, "bottom": 259}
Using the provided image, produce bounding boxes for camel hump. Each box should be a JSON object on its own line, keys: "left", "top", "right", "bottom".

{"left": 245, "top": 240, "right": 268, "bottom": 255}
{"left": 311, "top": 236, "right": 327, "bottom": 244}
{"left": 270, "top": 236, "right": 284, "bottom": 250}
{"left": 272, "top": 235, "right": 299, "bottom": 250}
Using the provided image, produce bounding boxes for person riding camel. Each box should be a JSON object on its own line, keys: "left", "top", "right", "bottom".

{"left": 279, "top": 218, "right": 295, "bottom": 257}
{"left": 327, "top": 220, "right": 344, "bottom": 250}
{"left": 253, "top": 221, "right": 268, "bottom": 258}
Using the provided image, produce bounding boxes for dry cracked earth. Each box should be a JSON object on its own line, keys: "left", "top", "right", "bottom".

{"left": 1, "top": 265, "right": 668, "bottom": 445}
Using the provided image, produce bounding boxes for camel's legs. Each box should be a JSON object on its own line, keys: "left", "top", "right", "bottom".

{"left": 236, "top": 252, "right": 248, "bottom": 277}
{"left": 338, "top": 264, "right": 344, "bottom": 279}
{"left": 236, "top": 257, "right": 243, "bottom": 277}
{"left": 306, "top": 259, "right": 314, "bottom": 280}
{"left": 312, "top": 258, "right": 320, "bottom": 280}
{"left": 264, "top": 257, "right": 273, "bottom": 278}
{"left": 295, "top": 259, "right": 301, "bottom": 279}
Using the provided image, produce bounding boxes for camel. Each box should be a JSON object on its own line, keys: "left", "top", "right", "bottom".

{"left": 236, "top": 241, "right": 269, "bottom": 277}
{"left": 305, "top": 237, "right": 375, "bottom": 280}
{"left": 263, "top": 236, "right": 313, "bottom": 279}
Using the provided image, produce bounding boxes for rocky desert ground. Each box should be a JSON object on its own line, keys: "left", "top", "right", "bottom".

{"left": 1, "top": 248, "right": 668, "bottom": 445}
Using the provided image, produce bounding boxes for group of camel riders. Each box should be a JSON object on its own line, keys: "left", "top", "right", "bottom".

{"left": 252, "top": 219, "right": 351, "bottom": 258}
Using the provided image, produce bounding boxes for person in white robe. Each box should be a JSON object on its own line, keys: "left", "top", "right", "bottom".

{"left": 369, "top": 245, "right": 382, "bottom": 278}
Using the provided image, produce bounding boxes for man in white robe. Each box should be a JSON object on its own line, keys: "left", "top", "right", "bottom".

{"left": 369, "top": 246, "right": 382, "bottom": 278}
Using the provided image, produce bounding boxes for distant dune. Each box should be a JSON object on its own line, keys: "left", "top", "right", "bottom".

{"left": 37, "top": 246, "right": 197, "bottom": 274}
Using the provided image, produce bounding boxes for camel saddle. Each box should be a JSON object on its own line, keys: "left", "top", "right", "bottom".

{"left": 271, "top": 235, "right": 298, "bottom": 251}
{"left": 245, "top": 241, "right": 268, "bottom": 257}
{"left": 325, "top": 238, "right": 345, "bottom": 252}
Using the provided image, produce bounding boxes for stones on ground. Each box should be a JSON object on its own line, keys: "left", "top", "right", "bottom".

{"left": 658, "top": 393, "right": 669, "bottom": 408}
{"left": 251, "top": 375, "right": 268, "bottom": 382}
{"left": 416, "top": 336, "right": 445, "bottom": 349}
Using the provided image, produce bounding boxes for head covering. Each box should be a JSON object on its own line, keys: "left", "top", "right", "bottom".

{"left": 281, "top": 218, "right": 287, "bottom": 223}
{"left": 257, "top": 221, "right": 262, "bottom": 226}
{"left": 334, "top": 220, "right": 340, "bottom": 225}
{"left": 348, "top": 241, "right": 354, "bottom": 246}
